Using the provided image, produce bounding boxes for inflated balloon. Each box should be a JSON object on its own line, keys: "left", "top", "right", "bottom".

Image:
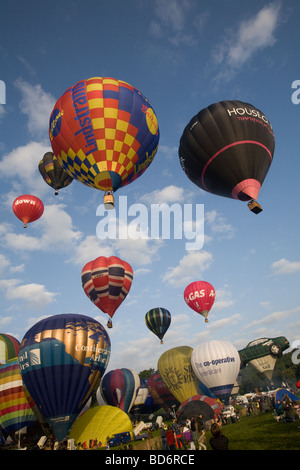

{"left": 147, "top": 370, "right": 180, "bottom": 411}
{"left": 145, "top": 307, "right": 171, "bottom": 343}
{"left": 176, "top": 394, "right": 223, "bottom": 422}
{"left": 69, "top": 405, "right": 133, "bottom": 449}
{"left": 49, "top": 77, "right": 159, "bottom": 208}
{"left": 100, "top": 368, "right": 140, "bottom": 414}
{"left": 81, "top": 256, "right": 133, "bottom": 328}
{"left": 18, "top": 313, "right": 111, "bottom": 441}
{"left": 158, "top": 346, "right": 200, "bottom": 404}
{"left": 131, "top": 377, "right": 148, "bottom": 413}
{"left": 191, "top": 340, "right": 240, "bottom": 404}
{"left": 184, "top": 281, "right": 215, "bottom": 323}
{"left": 38, "top": 151, "right": 73, "bottom": 195}
{"left": 12, "top": 194, "right": 44, "bottom": 228}
{"left": 0, "top": 333, "right": 20, "bottom": 364}
{"left": 179, "top": 100, "right": 275, "bottom": 213}
{"left": 0, "top": 358, "right": 36, "bottom": 435}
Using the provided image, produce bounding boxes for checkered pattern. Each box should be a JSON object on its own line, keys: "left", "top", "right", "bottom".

{"left": 50, "top": 77, "right": 159, "bottom": 192}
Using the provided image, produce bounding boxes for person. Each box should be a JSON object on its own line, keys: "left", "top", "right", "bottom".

{"left": 197, "top": 414, "right": 205, "bottom": 431}
{"left": 209, "top": 423, "right": 229, "bottom": 450}
{"left": 275, "top": 399, "right": 284, "bottom": 421}
{"left": 172, "top": 419, "right": 187, "bottom": 450}
{"left": 190, "top": 417, "right": 198, "bottom": 442}
{"left": 160, "top": 425, "right": 169, "bottom": 450}
{"left": 198, "top": 429, "right": 207, "bottom": 450}
{"left": 166, "top": 425, "right": 175, "bottom": 450}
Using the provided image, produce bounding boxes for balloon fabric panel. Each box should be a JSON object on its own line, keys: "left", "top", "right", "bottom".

{"left": 49, "top": 77, "right": 159, "bottom": 193}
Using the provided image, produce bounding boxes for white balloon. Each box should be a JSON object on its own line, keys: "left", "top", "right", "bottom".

{"left": 191, "top": 340, "right": 240, "bottom": 404}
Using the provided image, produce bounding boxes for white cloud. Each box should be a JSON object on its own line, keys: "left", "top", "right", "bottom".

{"left": 205, "top": 210, "right": 235, "bottom": 239}
{"left": 140, "top": 185, "right": 186, "bottom": 205}
{"left": 271, "top": 258, "right": 300, "bottom": 275}
{"left": 15, "top": 79, "right": 55, "bottom": 137}
{"left": 211, "top": 2, "right": 281, "bottom": 80}
{"left": 162, "top": 250, "right": 213, "bottom": 287}
{"left": 0, "top": 278, "right": 57, "bottom": 309}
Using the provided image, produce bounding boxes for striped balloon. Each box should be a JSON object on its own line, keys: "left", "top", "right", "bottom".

{"left": 100, "top": 368, "right": 140, "bottom": 413}
{"left": 0, "top": 334, "right": 20, "bottom": 365}
{"left": 0, "top": 358, "right": 36, "bottom": 434}
{"left": 81, "top": 256, "right": 133, "bottom": 328}
{"left": 145, "top": 307, "right": 171, "bottom": 343}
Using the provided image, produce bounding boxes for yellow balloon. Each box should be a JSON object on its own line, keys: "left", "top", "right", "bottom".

{"left": 69, "top": 405, "right": 133, "bottom": 449}
{"left": 158, "top": 346, "right": 200, "bottom": 403}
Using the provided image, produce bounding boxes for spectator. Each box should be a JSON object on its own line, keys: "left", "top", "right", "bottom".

{"left": 209, "top": 423, "right": 229, "bottom": 450}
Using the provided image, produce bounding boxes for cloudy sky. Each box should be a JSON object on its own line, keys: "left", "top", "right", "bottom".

{"left": 0, "top": 0, "right": 299, "bottom": 374}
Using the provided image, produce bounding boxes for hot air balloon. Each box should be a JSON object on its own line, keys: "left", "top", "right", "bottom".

{"left": 147, "top": 370, "right": 180, "bottom": 411}
{"left": 179, "top": 100, "right": 275, "bottom": 213}
{"left": 191, "top": 340, "right": 240, "bottom": 404}
{"left": 184, "top": 281, "right": 216, "bottom": 323}
{"left": 81, "top": 256, "right": 133, "bottom": 328}
{"left": 69, "top": 405, "right": 133, "bottom": 449}
{"left": 18, "top": 313, "right": 111, "bottom": 441}
{"left": 12, "top": 194, "right": 44, "bottom": 228}
{"left": 158, "top": 346, "right": 200, "bottom": 404}
{"left": 145, "top": 307, "right": 171, "bottom": 344}
{"left": 100, "top": 368, "right": 140, "bottom": 414}
{"left": 0, "top": 334, "right": 20, "bottom": 364}
{"left": 38, "top": 151, "right": 73, "bottom": 195}
{"left": 0, "top": 358, "right": 36, "bottom": 436}
{"left": 131, "top": 377, "right": 148, "bottom": 414}
{"left": 49, "top": 77, "right": 159, "bottom": 208}
{"left": 176, "top": 395, "right": 223, "bottom": 423}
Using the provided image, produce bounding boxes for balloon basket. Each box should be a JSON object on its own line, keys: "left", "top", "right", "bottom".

{"left": 107, "top": 320, "right": 113, "bottom": 329}
{"left": 104, "top": 192, "right": 115, "bottom": 210}
{"left": 248, "top": 200, "right": 263, "bottom": 214}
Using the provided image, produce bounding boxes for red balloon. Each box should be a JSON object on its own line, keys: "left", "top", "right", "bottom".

{"left": 81, "top": 256, "right": 133, "bottom": 327}
{"left": 184, "top": 281, "right": 216, "bottom": 322}
{"left": 12, "top": 194, "right": 44, "bottom": 228}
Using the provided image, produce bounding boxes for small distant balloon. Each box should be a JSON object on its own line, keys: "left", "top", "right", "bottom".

{"left": 12, "top": 194, "right": 44, "bottom": 228}
{"left": 38, "top": 151, "right": 73, "bottom": 195}
{"left": 145, "top": 307, "right": 171, "bottom": 343}
{"left": 184, "top": 281, "right": 215, "bottom": 322}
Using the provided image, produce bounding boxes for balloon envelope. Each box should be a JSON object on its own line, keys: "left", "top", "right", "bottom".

{"left": 49, "top": 77, "right": 159, "bottom": 197}
{"left": 147, "top": 370, "right": 180, "bottom": 411}
{"left": 184, "top": 281, "right": 215, "bottom": 322}
{"left": 145, "top": 307, "right": 171, "bottom": 343}
{"left": 12, "top": 194, "right": 44, "bottom": 228}
{"left": 176, "top": 394, "right": 223, "bottom": 422}
{"left": 179, "top": 100, "right": 275, "bottom": 208}
{"left": 0, "top": 334, "right": 20, "bottom": 364}
{"left": 18, "top": 313, "right": 111, "bottom": 441}
{"left": 158, "top": 346, "right": 200, "bottom": 404}
{"left": 0, "top": 358, "right": 36, "bottom": 435}
{"left": 38, "top": 151, "right": 73, "bottom": 194}
{"left": 69, "top": 405, "right": 132, "bottom": 449}
{"left": 100, "top": 368, "right": 140, "bottom": 414}
{"left": 191, "top": 340, "right": 240, "bottom": 405}
{"left": 81, "top": 256, "right": 133, "bottom": 326}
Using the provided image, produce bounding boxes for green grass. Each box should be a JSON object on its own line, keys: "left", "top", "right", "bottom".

{"left": 208, "top": 412, "right": 300, "bottom": 450}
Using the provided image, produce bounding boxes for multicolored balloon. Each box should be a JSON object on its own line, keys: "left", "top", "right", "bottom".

{"left": 179, "top": 100, "right": 275, "bottom": 213}
{"left": 0, "top": 358, "right": 36, "bottom": 435}
{"left": 0, "top": 334, "right": 20, "bottom": 364}
{"left": 145, "top": 307, "right": 171, "bottom": 343}
{"left": 12, "top": 194, "right": 44, "bottom": 228}
{"left": 18, "top": 313, "right": 111, "bottom": 441}
{"left": 49, "top": 77, "right": 159, "bottom": 207}
{"left": 191, "top": 340, "right": 240, "bottom": 404}
{"left": 38, "top": 151, "right": 73, "bottom": 195}
{"left": 100, "top": 368, "right": 140, "bottom": 414}
{"left": 81, "top": 256, "right": 133, "bottom": 328}
{"left": 147, "top": 370, "right": 180, "bottom": 411}
{"left": 184, "top": 281, "right": 216, "bottom": 322}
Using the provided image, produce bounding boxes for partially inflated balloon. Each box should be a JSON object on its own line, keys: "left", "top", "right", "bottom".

{"left": 158, "top": 346, "right": 200, "bottom": 403}
{"left": 12, "top": 194, "right": 44, "bottom": 228}
{"left": 184, "top": 281, "right": 215, "bottom": 322}
{"left": 191, "top": 340, "right": 240, "bottom": 404}
{"left": 49, "top": 77, "right": 159, "bottom": 207}
{"left": 179, "top": 100, "right": 275, "bottom": 213}
{"left": 147, "top": 370, "right": 180, "bottom": 411}
{"left": 0, "top": 358, "right": 36, "bottom": 435}
{"left": 100, "top": 368, "right": 140, "bottom": 413}
{"left": 69, "top": 405, "right": 132, "bottom": 449}
{"left": 81, "top": 256, "right": 133, "bottom": 328}
{"left": 38, "top": 151, "right": 73, "bottom": 195}
{"left": 0, "top": 334, "right": 20, "bottom": 364}
{"left": 18, "top": 313, "right": 110, "bottom": 441}
{"left": 145, "top": 308, "right": 171, "bottom": 343}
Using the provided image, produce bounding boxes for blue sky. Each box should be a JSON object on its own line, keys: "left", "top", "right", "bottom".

{"left": 0, "top": 0, "right": 299, "bottom": 375}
